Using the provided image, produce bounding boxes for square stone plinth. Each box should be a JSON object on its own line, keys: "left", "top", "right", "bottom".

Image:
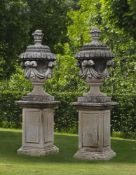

{"left": 18, "top": 107, "right": 59, "bottom": 156}
{"left": 73, "top": 103, "right": 116, "bottom": 160}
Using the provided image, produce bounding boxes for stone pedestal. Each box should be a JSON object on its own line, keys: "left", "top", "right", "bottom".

{"left": 17, "top": 30, "right": 60, "bottom": 156}
{"left": 73, "top": 27, "right": 117, "bottom": 160}
{"left": 17, "top": 100, "right": 59, "bottom": 156}
{"left": 73, "top": 102, "right": 116, "bottom": 160}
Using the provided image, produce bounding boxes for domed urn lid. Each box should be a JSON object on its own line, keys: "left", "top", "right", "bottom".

{"left": 20, "top": 30, "right": 56, "bottom": 61}
{"left": 75, "top": 27, "right": 114, "bottom": 60}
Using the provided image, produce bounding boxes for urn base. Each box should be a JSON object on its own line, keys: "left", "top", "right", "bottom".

{"left": 17, "top": 145, "right": 59, "bottom": 156}
{"left": 74, "top": 148, "right": 116, "bottom": 160}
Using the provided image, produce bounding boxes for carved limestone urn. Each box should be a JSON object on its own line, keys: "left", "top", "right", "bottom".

{"left": 76, "top": 27, "right": 114, "bottom": 103}
{"left": 20, "top": 29, "right": 56, "bottom": 101}
{"left": 17, "top": 30, "right": 59, "bottom": 156}
{"left": 73, "top": 27, "right": 117, "bottom": 160}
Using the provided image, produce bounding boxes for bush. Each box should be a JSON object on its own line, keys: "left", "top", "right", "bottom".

{"left": 111, "top": 94, "right": 136, "bottom": 139}
{"left": 52, "top": 92, "right": 81, "bottom": 133}
{"left": 0, "top": 90, "right": 136, "bottom": 139}
{"left": 0, "top": 90, "right": 81, "bottom": 133}
{"left": 0, "top": 91, "right": 23, "bottom": 128}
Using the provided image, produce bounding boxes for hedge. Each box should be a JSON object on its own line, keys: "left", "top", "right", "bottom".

{"left": 0, "top": 90, "right": 135, "bottom": 138}
{"left": 0, "top": 91, "right": 22, "bottom": 128}
{"left": 111, "top": 95, "right": 136, "bottom": 138}
{"left": 0, "top": 91, "right": 80, "bottom": 132}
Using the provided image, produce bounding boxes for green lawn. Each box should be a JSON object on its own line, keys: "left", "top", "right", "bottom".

{"left": 0, "top": 128, "right": 136, "bottom": 175}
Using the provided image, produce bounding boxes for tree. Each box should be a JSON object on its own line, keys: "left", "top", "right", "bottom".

{"left": 0, "top": 0, "right": 30, "bottom": 79}
{"left": 100, "top": 0, "right": 136, "bottom": 40}
{"left": 0, "top": 0, "right": 72, "bottom": 79}
{"left": 27, "top": 0, "right": 72, "bottom": 53}
{"left": 66, "top": 0, "right": 136, "bottom": 95}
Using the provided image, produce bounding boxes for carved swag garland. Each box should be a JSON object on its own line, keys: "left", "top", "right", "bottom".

{"left": 80, "top": 59, "right": 114, "bottom": 80}
{"left": 25, "top": 61, "right": 55, "bottom": 80}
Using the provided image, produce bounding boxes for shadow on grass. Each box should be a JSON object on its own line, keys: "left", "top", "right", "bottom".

{"left": 0, "top": 129, "right": 136, "bottom": 164}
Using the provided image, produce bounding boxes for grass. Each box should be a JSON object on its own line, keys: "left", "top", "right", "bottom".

{"left": 0, "top": 128, "right": 136, "bottom": 175}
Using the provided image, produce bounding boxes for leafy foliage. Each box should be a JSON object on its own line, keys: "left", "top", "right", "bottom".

{"left": 27, "top": 0, "right": 72, "bottom": 53}
{"left": 112, "top": 95, "right": 136, "bottom": 138}
{"left": 0, "top": 0, "right": 30, "bottom": 79}
{"left": 0, "top": 0, "right": 72, "bottom": 79}
{"left": 46, "top": 45, "right": 86, "bottom": 93}
{"left": 0, "top": 0, "right": 135, "bottom": 138}
{"left": 0, "top": 86, "right": 136, "bottom": 138}
{"left": 100, "top": 0, "right": 136, "bottom": 39}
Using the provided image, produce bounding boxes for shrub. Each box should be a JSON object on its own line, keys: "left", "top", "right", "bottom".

{"left": 0, "top": 90, "right": 81, "bottom": 133}
{"left": 0, "top": 91, "right": 23, "bottom": 128}
{"left": 111, "top": 94, "right": 136, "bottom": 139}
{"left": 0, "top": 90, "right": 135, "bottom": 139}
{"left": 52, "top": 92, "right": 81, "bottom": 133}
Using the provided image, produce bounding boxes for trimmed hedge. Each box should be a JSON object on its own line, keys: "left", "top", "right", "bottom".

{"left": 0, "top": 90, "right": 136, "bottom": 138}
{"left": 52, "top": 92, "right": 80, "bottom": 133}
{"left": 111, "top": 95, "right": 136, "bottom": 138}
{"left": 0, "top": 91, "right": 22, "bottom": 128}
{"left": 0, "top": 91, "right": 80, "bottom": 132}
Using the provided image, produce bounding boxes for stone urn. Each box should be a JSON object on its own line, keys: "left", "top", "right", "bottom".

{"left": 17, "top": 30, "right": 59, "bottom": 156}
{"left": 73, "top": 27, "right": 117, "bottom": 160}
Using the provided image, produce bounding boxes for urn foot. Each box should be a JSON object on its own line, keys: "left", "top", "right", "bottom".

{"left": 17, "top": 145, "right": 59, "bottom": 156}
{"left": 74, "top": 148, "right": 116, "bottom": 160}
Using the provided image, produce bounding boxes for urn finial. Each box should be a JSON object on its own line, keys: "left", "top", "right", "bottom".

{"left": 32, "top": 30, "right": 44, "bottom": 45}
{"left": 90, "top": 27, "right": 101, "bottom": 42}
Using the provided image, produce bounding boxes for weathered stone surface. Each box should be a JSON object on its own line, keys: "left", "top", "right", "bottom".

{"left": 20, "top": 30, "right": 56, "bottom": 97}
{"left": 73, "top": 27, "right": 117, "bottom": 160}
{"left": 78, "top": 96, "right": 111, "bottom": 103}
{"left": 18, "top": 145, "right": 59, "bottom": 157}
{"left": 21, "top": 94, "right": 54, "bottom": 102}
{"left": 74, "top": 148, "right": 116, "bottom": 160}
{"left": 73, "top": 101, "right": 117, "bottom": 110}
{"left": 17, "top": 30, "right": 59, "bottom": 156}
{"left": 73, "top": 105, "right": 116, "bottom": 160}
{"left": 17, "top": 106, "right": 59, "bottom": 156}
{"left": 75, "top": 27, "right": 115, "bottom": 101}
{"left": 17, "top": 100, "right": 60, "bottom": 109}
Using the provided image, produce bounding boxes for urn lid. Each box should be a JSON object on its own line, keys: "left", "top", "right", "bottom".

{"left": 20, "top": 30, "right": 56, "bottom": 61}
{"left": 75, "top": 27, "right": 114, "bottom": 60}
